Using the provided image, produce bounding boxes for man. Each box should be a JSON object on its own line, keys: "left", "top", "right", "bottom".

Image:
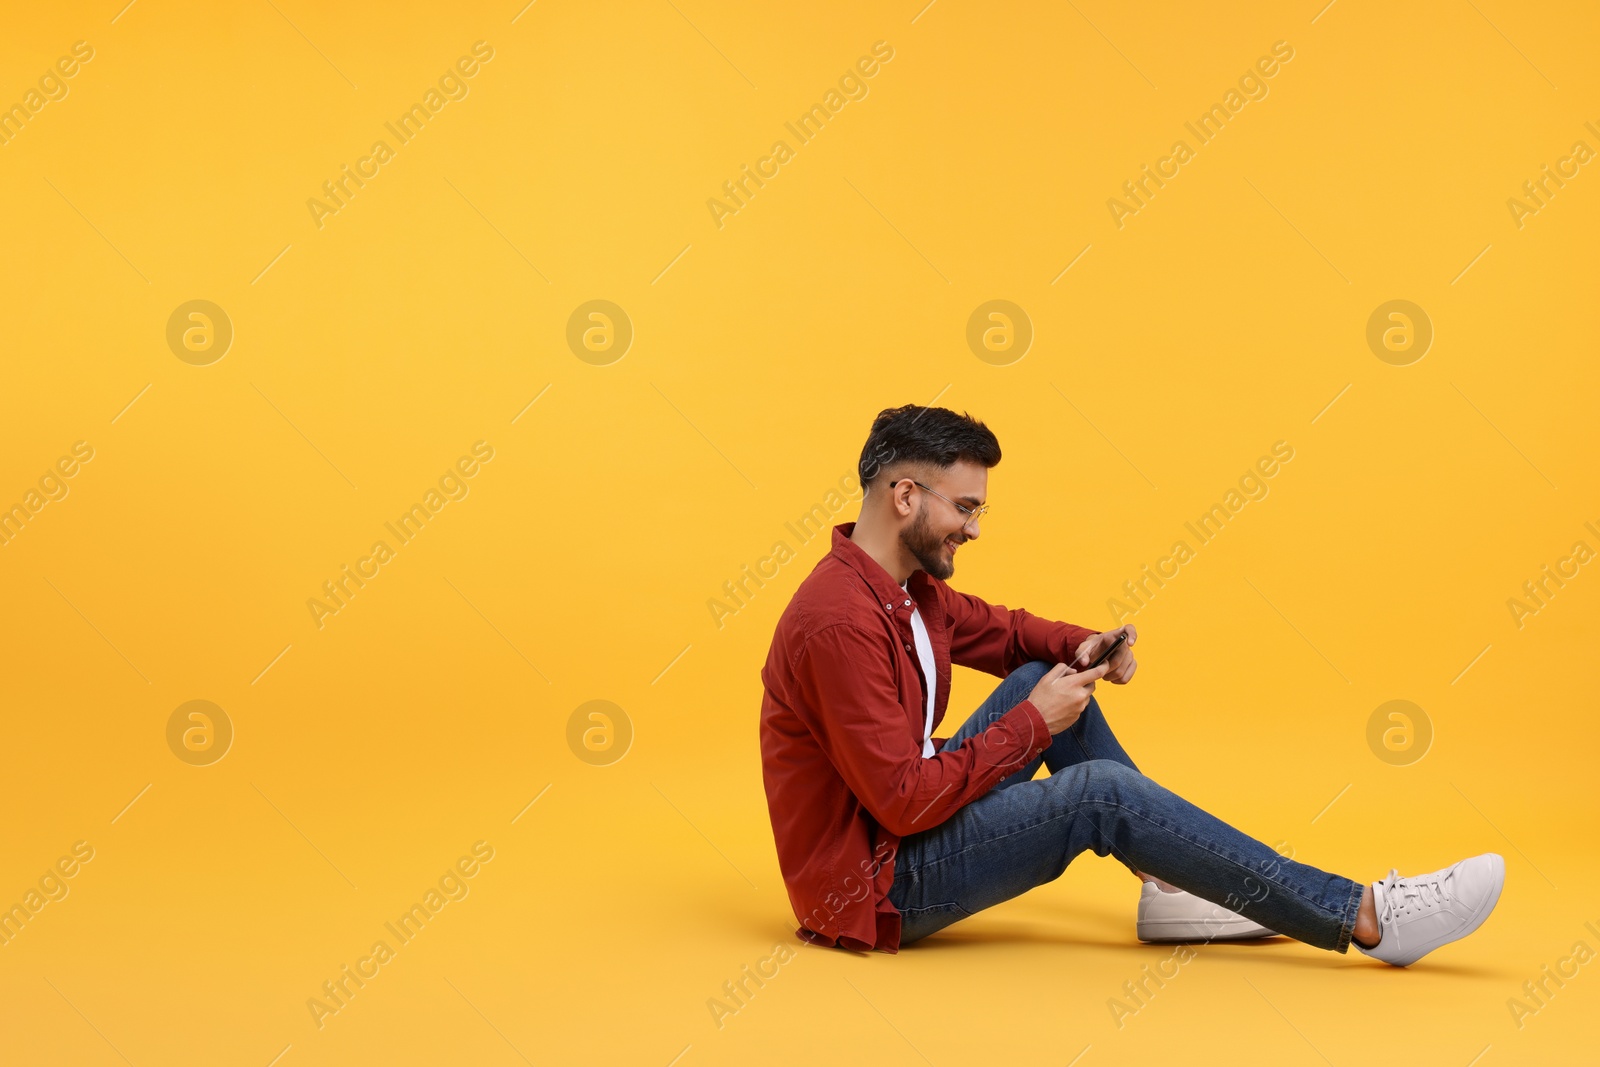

{"left": 758, "top": 404, "right": 1504, "bottom": 965}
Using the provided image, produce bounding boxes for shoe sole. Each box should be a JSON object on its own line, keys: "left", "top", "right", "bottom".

{"left": 1137, "top": 918, "right": 1278, "bottom": 942}
{"left": 1391, "top": 853, "right": 1506, "bottom": 966}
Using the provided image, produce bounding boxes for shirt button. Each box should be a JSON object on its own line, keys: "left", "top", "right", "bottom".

{"left": 885, "top": 603, "right": 893, "bottom": 611}
{"left": 904, "top": 599, "right": 911, "bottom": 606}
{"left": 904, "top": 643, "right": 912, "bottom": 651}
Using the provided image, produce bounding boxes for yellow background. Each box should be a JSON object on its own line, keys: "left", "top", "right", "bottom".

{"left": 2, "top": 0, "right": 1597, "bottom": 1063}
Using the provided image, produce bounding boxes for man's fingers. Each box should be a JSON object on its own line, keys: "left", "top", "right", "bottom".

{"left": 1068, "top": 662, "right": 1111, "bottom": 687}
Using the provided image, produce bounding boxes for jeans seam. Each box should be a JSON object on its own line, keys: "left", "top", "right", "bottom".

{"left": 1333, "top": 873, "right": 1365, "bottom": 954}
{"left": 1069, "top": 714, "right": 1095, "bottom": 764}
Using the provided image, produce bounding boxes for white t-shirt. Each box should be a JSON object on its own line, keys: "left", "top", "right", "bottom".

{"left": 902, "top": 580, "right": 937, "bottom": 758}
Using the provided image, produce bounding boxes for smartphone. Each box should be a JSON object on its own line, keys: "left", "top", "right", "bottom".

{"left": 1078, "top": 632, "right": 1127, "bottom": 671}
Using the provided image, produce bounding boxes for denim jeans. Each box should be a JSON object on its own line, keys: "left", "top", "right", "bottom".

{"left": 888, "top": 661, "right": 1365, "bottom": 951}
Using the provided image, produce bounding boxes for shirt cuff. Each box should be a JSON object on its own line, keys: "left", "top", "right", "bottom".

{"left": 999, "top": 699, "right": 1054, "bottom": 766}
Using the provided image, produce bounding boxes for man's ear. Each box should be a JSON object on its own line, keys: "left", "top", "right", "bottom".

{"left": 889, "top": 477, "right": 916, "bottom": 518}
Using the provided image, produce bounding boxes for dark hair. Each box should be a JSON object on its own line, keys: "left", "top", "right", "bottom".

{"left": 857, "top": 404, "right": 1002, "bottom": 492}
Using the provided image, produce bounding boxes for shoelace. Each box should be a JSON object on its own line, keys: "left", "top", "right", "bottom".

{"left": 1378, "top": 866, "right": 1452, "bottom": 924}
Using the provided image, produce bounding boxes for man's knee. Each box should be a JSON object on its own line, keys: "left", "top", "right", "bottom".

{"left": 1047, "top": 757, "right": 1140, "bottom": 803}
{"left": 1009, "top": 660, "right": 1053, "bottom": 689}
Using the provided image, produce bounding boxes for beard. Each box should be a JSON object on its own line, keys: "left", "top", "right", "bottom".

{"left": 900, "top": 503, "right": 957, "bottom": 581}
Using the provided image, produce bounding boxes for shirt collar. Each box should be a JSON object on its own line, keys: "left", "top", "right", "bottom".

{"left": 831, "top": 521, "right": 927, "bottom": 615}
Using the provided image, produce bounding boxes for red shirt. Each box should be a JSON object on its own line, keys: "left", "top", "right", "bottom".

{"left": 759, "top": 521, "right": 1099, "bottom": 953}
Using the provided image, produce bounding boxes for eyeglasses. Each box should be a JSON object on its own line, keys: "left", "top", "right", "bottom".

{"left": 910, "top": 480, "right": 989, "bottom": 531}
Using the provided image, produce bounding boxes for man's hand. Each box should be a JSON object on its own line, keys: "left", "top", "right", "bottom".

{"left": 1071, "top": 624, "right": 1138, "bottom": 685}
{"left": 1027, "top": 661, "right": 1111, "bottom": 735}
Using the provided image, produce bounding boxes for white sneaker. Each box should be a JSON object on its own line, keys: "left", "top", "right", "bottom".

{"left": 1136, "top": 880, "right": 1277, "bottom": 942}
{"left": 1354, "top": 853, "right": 1505, "bottom": 967}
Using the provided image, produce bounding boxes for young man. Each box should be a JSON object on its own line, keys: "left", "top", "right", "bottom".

{"left": 758, "top": 404, "right": 1504, "bottom": 964}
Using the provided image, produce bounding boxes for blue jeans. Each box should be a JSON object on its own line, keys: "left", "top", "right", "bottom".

{"left": 888, "top": 661, "right": 1365, "bottom": 951}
